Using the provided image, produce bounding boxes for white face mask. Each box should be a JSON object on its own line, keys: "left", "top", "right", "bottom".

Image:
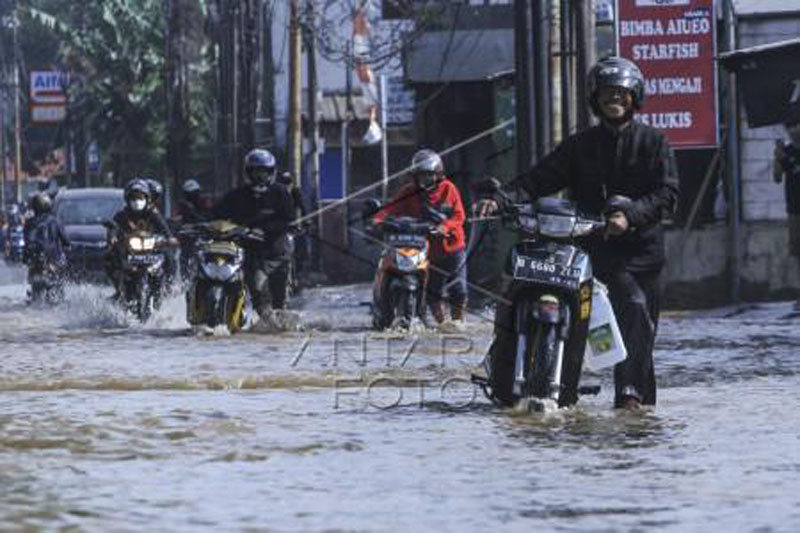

{"left": 130, "top": 199, "right": 147, "bottom": 212}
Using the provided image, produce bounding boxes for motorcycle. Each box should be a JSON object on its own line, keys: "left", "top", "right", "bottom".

{"left": 26, "top": 252, "right": 65, "bottom": 305}
{"left": 108, "top": 225, "right": 172, "bottom": 323}
{"left": 179, "top": 220, "right": 260, "bottom": 333}
{"left": 473, "top": 185, "right": 626, "bottom": 410}
{"left": 370, "top": 215, "right": 441, "bottom": 330}
{"left": 5, "top": 224, "right": 25, "bottom": 264}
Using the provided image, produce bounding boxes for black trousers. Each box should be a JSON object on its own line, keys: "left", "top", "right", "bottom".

{"left": 245, "top": 255, "right": 290, "bottom": 312}
{"left": 597, "top": 269, "right": 661, "bottom": 407}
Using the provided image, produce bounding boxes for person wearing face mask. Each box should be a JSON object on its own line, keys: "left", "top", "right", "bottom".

{"left": 105, "top": 179, "right": 176, "bottom": 293}
{"left": 371, "top": 149, "right": 467, "bottom": 326}
{"left": 477, "top": 56, "right": 679, "bottom": 410}
{"left": 212, "top": 148, "right": 293, "bottom": 315}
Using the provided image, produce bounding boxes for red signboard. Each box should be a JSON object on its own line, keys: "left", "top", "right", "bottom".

{"left": 616, "top": 0, "right": 718, "bottom": 148}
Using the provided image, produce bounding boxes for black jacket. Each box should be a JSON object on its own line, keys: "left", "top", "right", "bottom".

{"left": 177, "top": 198, "right": 208, "bottom": 224}
{"left": 212, "top": 183, "right": 294, "bottom": 258}
{"left": 510, "top": 120, "right": 679, "bottom": 272}
{"left": 24, "top": 213, "right": 70, "bottom": 265}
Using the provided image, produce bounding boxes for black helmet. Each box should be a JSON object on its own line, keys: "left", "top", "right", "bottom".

{"left": 410, "top": 149, "right": 444, "bottom": 191}
{"left": 125, "top": 178, "right": 151, "bottom": 213}
{"left": 147, "top": 179, "right": 163, "bottom": 203}
{"left": 587, "top": 56, "right": 645, "bottom": 115}
{"left": 244, "top": 148, "right": 277, "bottom": 189}
{"left": 30, "top": 192, "right": 52, "bottom": 215}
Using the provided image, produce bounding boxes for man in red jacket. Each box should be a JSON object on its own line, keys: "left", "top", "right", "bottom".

{"left": 373, "top": 149, "right": 467, "bottom": 324}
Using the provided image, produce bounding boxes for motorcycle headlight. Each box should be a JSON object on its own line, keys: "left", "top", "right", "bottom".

{"left": 128, "top": 236, "right": 156, "bottom": 251}
{"left": 536, "top": 214, "right": 576, "bottom": 238}
{"left": 128, "top": 237, "right": 156, "bottom": 252}
{"left": 201, "top": 259, "right": 240, "bottom": 281}
{"left": 395, "top": 249, "right": 425, "bottom": 272}
{"left": 518, "top": 214, "right": 538, "bottom": 233}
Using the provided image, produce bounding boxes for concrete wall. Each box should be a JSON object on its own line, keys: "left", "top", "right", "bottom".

{"left": 663, "top": 222, "right": 799, "bottom": 308}
{"left": 736, "top": 16, "right": 800, "bottom": 221}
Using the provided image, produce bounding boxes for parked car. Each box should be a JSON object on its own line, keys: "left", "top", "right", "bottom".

{"left": 54, "top": 188, "right": 125, "bottom": 282}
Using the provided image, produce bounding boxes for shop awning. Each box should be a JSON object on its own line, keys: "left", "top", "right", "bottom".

{"left": 719, "top": 38, "right": 800, "bottom": 127}
{"left": 405, "top": 29, "right": 513, "bottom": 83}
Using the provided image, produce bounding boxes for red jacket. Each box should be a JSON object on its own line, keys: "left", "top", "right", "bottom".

{"left": 373, "top": 178, "right": 466, "bottom": 256}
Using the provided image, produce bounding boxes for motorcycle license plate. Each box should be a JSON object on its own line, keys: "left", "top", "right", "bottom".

{"left": 127, "top": 254, "right": 161, "bottom": 265}
{"left": 513, "top": 253, "right": 582, "bottom": 289}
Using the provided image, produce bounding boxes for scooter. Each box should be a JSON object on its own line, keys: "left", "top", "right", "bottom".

{"left": 113, "top": 229, "right": 171, "bottom": 323}
{"left": 473, "top": 184, "right": 626, "bottom": 410}
{"left": 370, "top": 215, "right": 441, "bottom": 330}
{"left": 179, "top": 220, "right": 261, "bottom": 333}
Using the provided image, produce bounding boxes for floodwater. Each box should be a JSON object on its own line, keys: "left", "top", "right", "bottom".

{"left": 1, "top": 263, "right": 799, "bottom": 531}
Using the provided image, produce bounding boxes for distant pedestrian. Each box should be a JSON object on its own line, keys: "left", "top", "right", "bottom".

{"left": 773, "top": 120, "right": 800, "bottom": 309}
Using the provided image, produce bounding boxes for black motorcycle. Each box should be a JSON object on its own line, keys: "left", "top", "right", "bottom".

{"left": 26, "top": 252, "right": 65, "bottom": 305}
{"left": 109, "top": 226, "right": 172, "bottom": 323}
{"left": 473, "top": 189, "right": 619, "bottom": 409}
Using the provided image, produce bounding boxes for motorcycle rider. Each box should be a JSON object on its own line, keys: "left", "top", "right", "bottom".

{"left": 177, "top": 179, "right": 209, "bottom": 224}
{"left": 147, "top": 179, "right": 164, "bottom": 212}
{"left": 23, "top": 192, "right": 70, "bottom": 299}
{"left": 477, "top": 56, "right": 679, "bottom": 410}
{"left": 105, "top": 178, "right": 176, "bottom": 297}
{"left": 212, "top": 148, "right": 294, "bottom": 315}
{"left": 372, "top": 149, "right": 467, "bottom": 325}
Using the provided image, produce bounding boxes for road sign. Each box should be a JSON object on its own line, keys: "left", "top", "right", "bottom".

{"left": 617, "top": 0, "right": 718, "bottom": 148}
{"left": 30, "top": 71, "right": 68, "bottom": 104}
{"left": 30, "top": 105, "right": 66, "bottom": 123}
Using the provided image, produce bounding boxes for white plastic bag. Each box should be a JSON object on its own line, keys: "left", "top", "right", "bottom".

{"left": 583, "top": 281, "right": 627, "bottom": 370}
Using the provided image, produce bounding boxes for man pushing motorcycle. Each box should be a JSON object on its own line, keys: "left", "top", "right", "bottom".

{"left": 212, "top": 148, "right": 294, "bottom": 317}
{"left": 372, "top": 149, "right": 467, "bottom": 326}
{"left": 477, "top": 57, "right": 679, "bottom": 410}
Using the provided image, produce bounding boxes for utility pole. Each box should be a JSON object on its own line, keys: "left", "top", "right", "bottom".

{"left": 0, "top": 93, "right": 6, "bottom": 207}
{"left": 723, "top": 0, "right": 741, "bottom": 304}
{"left": 532, "top": 0, "right": 551, "bottom": 160}
{"left": 513, "top": 0, "right": 535, "bottom": 174}
{"left": 166, "top": 0, "right": 190, "bottom": 211}
{"left": 343, "top": 41, "right": 352, "bottom": 201}
{"left": 379, "top": 74, "right": 389, "bottom": 201}
{"left": 12, "top": 0, "right": 22, "bottom": 203}
{"left": 574, "top": 0, "right": 596, "bottom": 130}
{"left": 305, "top": 0, "right": 323, "bottom": 268}
{"left": 560, "top": 0, "right": 572, "bottom": 139}
{"left": 288, "top": 0, "right": 302, "bottom": 188}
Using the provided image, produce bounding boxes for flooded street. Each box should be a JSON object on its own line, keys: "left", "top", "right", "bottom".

{"left": 1, "top": 263, "right": 799, "bottom": 531}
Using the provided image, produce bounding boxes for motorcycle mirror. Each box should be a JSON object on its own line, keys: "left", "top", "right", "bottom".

{"left": 473, "top": 177, "right": 501, "bottom": 195}
{"left": 362, "top": 199, "right": 382, "bottom": 223}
